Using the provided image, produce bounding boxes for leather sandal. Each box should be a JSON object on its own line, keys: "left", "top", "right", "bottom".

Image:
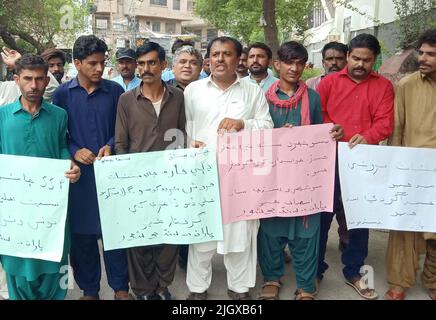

{"left": 294, "top": 289, "right": 315, "bottom": 300}
{"left": 345, "top": 277, "right": 378, "bottom": 300}
{"left": 259, "top": 280, "right": 281, "bottom": 300}
{"left": 384, "top": 289, "right": 405, "bottom": 300}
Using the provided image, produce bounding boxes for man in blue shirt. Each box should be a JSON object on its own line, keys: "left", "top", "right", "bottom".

{"left": 53, "top": 35, "right": 131, "bottom": 300}
{"left": 111, "top": 48, "right": 141, "bottom": 91}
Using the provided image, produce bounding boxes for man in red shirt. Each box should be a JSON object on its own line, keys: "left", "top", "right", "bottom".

{"left": 317, "top": 33, "right": 394, "bottom": 300}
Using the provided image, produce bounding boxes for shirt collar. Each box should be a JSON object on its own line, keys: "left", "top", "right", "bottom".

{"left": 420, "top": 72, "right": 435, "bottom": 82}
{"left": 68, "top": 77, "right": 109, "bottom": 92}
{"left": 207, "top": 75, "right": 240, "bottom": 90}
{"left": 12, "top": 97, "right": 50, "bottom": 114}
{"left": 275, "top": 82, "right": 299, "bottom": 97}
{"left": 135, "top": 81, "right": 172, "bottom": 100}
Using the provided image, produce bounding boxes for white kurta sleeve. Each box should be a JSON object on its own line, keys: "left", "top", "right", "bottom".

{"left": 243, "top": 86, "right": 273, "bottom": 130}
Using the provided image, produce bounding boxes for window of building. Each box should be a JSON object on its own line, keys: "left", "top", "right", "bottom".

{"left": 309, "top": 0, "right": 327, "bottom": 28}
{"left": 206, "top": 29, "right": 217, "bottom": 41}
{"left": 96, "top": 19, "right": 108, "bottom": 29}
{"left": 173, "top": 0, "right": 180, "bottom": 10}
{"left": 187, "top": 0, "right": 195, "bottom": 11}
{"left": 150, "top": 0, "right": 167, "bottom": 6}
{"left": 166, "top": 22, "right": 176, "bottom": 34}
{"left": 152, "top": 21, "right": 161, "bottom": 32}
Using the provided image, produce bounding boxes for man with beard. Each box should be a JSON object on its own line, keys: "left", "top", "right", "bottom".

{"left": 1, "top": 47, "right": 60, "bottom": 104}
{"left": 53, "top": 35, "right": 131, "bottom": 300}
{"left": 111, "top": 48, "right": 141, "bottom": 91}
{"left": 317, "top": 33, "right": 394, "bottom": 300}
{"left": 306, "top": 42, "right": 348, "bottom": 90}
{"left": 241, "top": 42, "right": 278, "bottom": 92}
{"left": 0, "top": 54, "right": 81, "bottom": 300}
{"left": 236, "top": 47, "right": 249, "bottom": 78}
{"left": 385, "top": 28, "right": 436, "bottom": 301}
{"left": 41, "top": 48, "right": 67, "bottom": 85}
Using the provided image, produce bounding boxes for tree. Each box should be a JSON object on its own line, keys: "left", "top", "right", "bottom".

{"left": 195, "top": 0, "right": 315, "bottom": 57}
{"left": 392, "top": 0, "right": 436, "bottom": 48}
{"left": 0, "top": 0, "right": 91, "bottom": 54}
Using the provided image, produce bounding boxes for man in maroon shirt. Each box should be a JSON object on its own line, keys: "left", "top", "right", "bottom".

{"left": 316, "top": 33, "right": 394, "bottom": 300}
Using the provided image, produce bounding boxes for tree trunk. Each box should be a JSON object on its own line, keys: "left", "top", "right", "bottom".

{"left": 263, "top": 0, "right": 279, "bottom": 60}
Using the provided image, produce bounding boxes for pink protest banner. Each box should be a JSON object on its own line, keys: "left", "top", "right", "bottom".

{"left": 218, "top": 123, "right": 336, "bottom": 224}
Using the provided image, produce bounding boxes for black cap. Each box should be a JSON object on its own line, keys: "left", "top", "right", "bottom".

{"left": 116, "top": 48, "right": 137, "bottom": 60}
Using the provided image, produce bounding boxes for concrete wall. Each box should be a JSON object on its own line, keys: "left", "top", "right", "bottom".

{"left": 305, "top": 0, "right": 436, "bottom": 68}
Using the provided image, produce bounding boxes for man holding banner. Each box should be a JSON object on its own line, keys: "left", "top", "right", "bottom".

{"left": 115, "top": 42, "right": 186, "bottom": 300}
{"left": 317, "top": 34, "right": 394, "bottom": 299}
{"left": 53, "top": 36, "right": 131, "bottom": 300}
{"left": 184, "top": 36, "right": 273, "bottom": 300}
{"left": 0, "top": 54, "right": 80, "bottom": 300}
{"left": 257, "top": 41, "right": 342, "bottom": 300}
{"left": 385, "top": 28, "right": 436, "bottom": 301}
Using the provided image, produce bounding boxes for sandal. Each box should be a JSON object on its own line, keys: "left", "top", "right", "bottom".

{"left": 384, "top": 289, "right": 405, "bottom": 300}
{"left": 345, "top": 277, "right": 378, "bottom": 300}
{"left": 259, "top": 280, "right": 281, "bottom": 300}
{"left": 294, "top": 289, "right": 315, "bottom": 300}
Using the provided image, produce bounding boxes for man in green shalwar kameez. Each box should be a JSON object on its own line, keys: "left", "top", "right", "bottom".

{"left": 0, "top": 54, "right": 80, "bottom": 300}
{"left": 258, "top": 42, "right": 343, "bottom": 300}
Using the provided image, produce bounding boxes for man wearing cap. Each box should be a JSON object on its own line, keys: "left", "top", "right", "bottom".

{"left": 112, "top": 48, "right": 141, "bottom": 91}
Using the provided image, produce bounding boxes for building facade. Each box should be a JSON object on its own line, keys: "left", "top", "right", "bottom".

{"left": 93, "top": 0, "right": 219, "bottom": 53}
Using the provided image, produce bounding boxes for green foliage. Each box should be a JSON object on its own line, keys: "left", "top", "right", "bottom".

{"left": 194, "top": 0, "right": 315, "bottom": 45}
{"left": 301, "top": 67, "right": 322, "bottom": 81}
{"left": 0, "top": 0, "right": 91, "bottom": 53}
{"left": 392, "top": 0, "right": 436, "bottom": 48}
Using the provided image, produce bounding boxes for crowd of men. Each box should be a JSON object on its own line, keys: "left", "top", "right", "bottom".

{"left": 0, "top": 27, "right": 435, "bottom": 301}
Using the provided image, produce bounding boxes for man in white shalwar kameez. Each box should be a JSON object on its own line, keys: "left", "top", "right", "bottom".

{"left": 184, "top": 36, "right": 273, "bottom": 300}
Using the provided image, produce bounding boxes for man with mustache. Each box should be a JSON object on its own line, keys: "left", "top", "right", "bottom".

{"left": 317, "top": 34, "right": 394, "bottom": 300}
{"left": 111, "top": 48, "right": 141, "bottom": 91}
{"left": 1, "top": 47, "right": 60, "bottom": 105}
{"left": 41, "top": 48, "right": 66, "bottom": 85}
{"left": 115, "top": 42, "right": 186, "bottom": 300}
{"left": 235, "top": 47, "right": 249, "bottom": 78}
{"left": 241, "top": 42, "right": 278, "bottom": 92}
{"left": 53, "top": 35, "right": 131, "bottom": 300}
{"left": 0, "top": 54, "right": 81, "bottom": 300}
{"left": 385, "top": 28, "right": 436, "bottom": 301}
{"left": 184, "top": 36, "right": 273, "bottom": 300}
{"left": 306, "top": 42, "right": 348, "bottom": 91}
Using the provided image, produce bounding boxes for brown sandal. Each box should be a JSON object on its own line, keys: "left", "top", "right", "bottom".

{"left": 294, "top": 289, "right": 315, "bottom": 300}
{"left": 384, "top": 289, "right": 405, "bottom": 300}
{"left": 345, "top": 277, "right": 378, "bottom": 300}
{"left": 259, "top": 280, "right": 281, "bottom": 300}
